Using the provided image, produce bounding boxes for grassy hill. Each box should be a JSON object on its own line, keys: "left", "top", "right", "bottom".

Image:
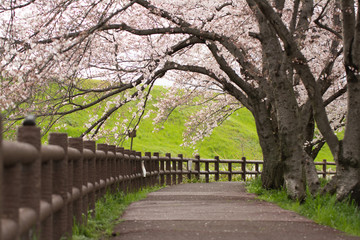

{"left": 131, "top": 106, "right": 262, "bottom": 160}
{"left": 55, "top": 86, "right": 263, "bottom": 159}
{"left": 3, "top": 85, "right": 332, "bottom": 161}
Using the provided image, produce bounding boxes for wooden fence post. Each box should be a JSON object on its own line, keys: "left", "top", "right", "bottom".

{"left": 108, "top": 145, "right": 116, "bottom": 193}
{"left": 84, "top": 141, "right": 96, "bottom": 218}
{"left": 241, "top": 157, "right": 246, "bottom": 181}
{"left": 177, "top": 154, "right": 183, "bottom": 184}
{"left": 68, "top": 138, "right": 84, "bottom": 225}
{"left": 165, "top": 153, "right": 172, "bottom": 186}
{"left": 136, "top": 152, "right": 143, "bottom": 190}
{"left": 150, "top": 152, "right": 156, "bottom": 186}
{"left": 2, "top": 121, "right": 24, "bottom": 240}
{"left": 17, "top": 123, "right": 41, "bottom": 239}
{"left": 132, "top": 150, "right": 137, "bottom": 192}
{"left": 123, "top": 150, "right": 130, "bottom": 193}
{"left": 3, "top": 146, "right": 23, "bottom": 240}
{"left": 49, "top": 133, "right": 68, "bottom": 239}
{"left": 94, "top": 146, "right": 101, "bottom": 200}
{"left": 205, "top": 160, "right": 209, "bottom": 183}
{"left": 40, "top": 146, "right": 53, "bottom": 240}
{"left": 205, "top": 161, "right": 210, "bottom": 183}
{"left": 255, "top": 162, "right": 260, "bottom": 177}
{"left": 171, "top": 153, "right": 177, "bottom": 185}
{"left": 228, "top": 161, "right": 232, "bottom": 181}
{"left": 123, "top": 150, "right": 131, "bottom": 192}
{"left": 145, "top": 152, "right": 152, "bottom": 187}
{"left": 187, "top": 158, "right": 192, "bottom": 180}
{"left": 115, "top": 147, "right": 125, "bottom": 193}
{"left": 97, "top": 144, "right": 108, "bottom": 196}
{"left": 134, "top": 151, "right": 138, "bottom": 191}
{"left": 151, "top": 152, "right": 156, "bottom": 186}
{"left": 215, "top": 156, "right": 220, "bottom": 181}
{"left": 195, "top": 154, "right": 200, "bottom": 181}
{"left": 133, "top": 151, "right": 139, "bottom": 191}
{"left": 124, "top": 149, "right": 129, "bottom": 192}
{"left": 129, "top": 151, "right": 136, "bottom": 192}
{"left": 81, "top": 140, "right": 91, "bottom": 222}
{"left": 323, "top": 159, "right": 327, "bottom": 178}
{"left": 153, "top": 152, "right": 161, "bottom": 185}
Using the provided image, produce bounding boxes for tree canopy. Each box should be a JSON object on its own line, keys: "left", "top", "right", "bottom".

{"left": 1, "top": 0, "right": 359, "bottom": 202}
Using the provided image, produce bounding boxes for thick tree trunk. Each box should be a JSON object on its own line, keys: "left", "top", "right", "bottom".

{"left": 261, "top": 153, "right": 284, "bottom": 189}
{"left": 336, "top": 82, "right": 360, "bottom": 203}
{"left": 302, "top": 108, "right": 320, "bottom": 195}
{"left": 271, "top": 56, "right": 306, "bottom": 200}
{"left": 274, "top": 82, "right": 306, "bottom": 200}
{"left": 334, "top": 0, "right": 360, "bottom": 204}
{"left": 248, "top": 0, "right": 306, "bottom": 200}
{"left": 251, "top": 102, "right": 284, "bottom": 189}
{"left": 252, "top": 96, "right": 306, "bottom": 200}
{"left": 252, "top": 98, "right": 310, "bottom": 201}
{"left": 281, "top": 140, "right": 306, "bottom": 201}
{"left": 303, "top": 150, "right": 320, "bottom": 195}
{"left": 336, "top": 162, "right": 360, "bottom": 203}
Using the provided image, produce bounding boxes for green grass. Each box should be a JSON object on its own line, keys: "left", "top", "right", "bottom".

{"left": 3, "top": 84, "right": 333, "bottom": 162}
{"left": 315, "top": 143, "right": 333, "bottom": 162}
{"left": 3, "top": 86, "right": 263, "bottom": 160}
{"left": 70, "top": 186, "right": 163, "bottom": 240}
{"left": 246, "top": 178, "right": 360, "bottom": 237}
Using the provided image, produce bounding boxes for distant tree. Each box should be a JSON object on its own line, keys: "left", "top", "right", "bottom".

{"left": 0, "top": 0, "right": 350, "bottom": 201}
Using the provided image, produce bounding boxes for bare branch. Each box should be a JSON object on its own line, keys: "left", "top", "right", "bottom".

{"left": 324, "top": 85, "right": 347, "bottom": 107}
{"left": 0, "top": 0, "right": 35, "bottom": 11}
{"left": 314, "top": 0, "right": 342, "bottom": 39}
{"left": 215, "top": 2, "right": 233, "bottom": 11}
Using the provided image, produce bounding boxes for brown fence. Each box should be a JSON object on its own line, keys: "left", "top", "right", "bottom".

{"left": 157, "top": 155, "right": 336, "bottom": 183}
{"left": 0, "top": 122, "right": 337, "bottom": 240}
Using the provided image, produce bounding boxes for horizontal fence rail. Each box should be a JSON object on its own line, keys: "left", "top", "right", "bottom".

{"left": 155, "top": 156, "right": 336, "bottom": 183}
{"left": 0, "top": 121, "right": 337, "bottom": 240}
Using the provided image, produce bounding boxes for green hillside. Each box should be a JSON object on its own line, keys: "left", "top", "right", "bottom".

{"left": 3, "top": 85, "right": 332, "bottom": 161}
{"left": 131, "top": 107, "right": 262, "bottom": 160}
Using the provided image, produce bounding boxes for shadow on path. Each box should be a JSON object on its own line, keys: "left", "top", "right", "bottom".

{"left": 111, "top": 182, "right": 360, "bottom": 240}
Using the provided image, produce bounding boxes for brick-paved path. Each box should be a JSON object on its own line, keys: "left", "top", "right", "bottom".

{"left": 111, "top": 182, "right": 360, "bottom": 240}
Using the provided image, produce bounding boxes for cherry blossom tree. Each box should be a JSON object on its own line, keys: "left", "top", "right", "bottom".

{"left": 0, "top": 0, "right": 350, "bottom": 201}
{"left": 251, "top": 0, "right": 360, "bottom": 202}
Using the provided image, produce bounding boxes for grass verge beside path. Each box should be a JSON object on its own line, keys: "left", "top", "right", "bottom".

{"left": 246, "top": 178, "right": 360, "bottom": 237}
{"left": 70, "top": 185, "right": 164, "bottom": 240}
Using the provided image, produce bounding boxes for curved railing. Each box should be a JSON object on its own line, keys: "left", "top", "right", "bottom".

{"left": 0, "top": 122, "right": 336, "bottom": 240}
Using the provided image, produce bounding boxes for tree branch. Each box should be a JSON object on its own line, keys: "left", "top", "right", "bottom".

{"left": 216, "top": 2, "right": 233, "bottom": 11}
{"left": 160, "top": 61, "right": 253, "bottom": 110}
{"left": 135, "top": 0, "right": 264, "bottom": 87}
{"left": 314, "top": 0, "right": 342, "bottom": 39}
{"left": 251, "top": 0, "right": 340, "bottom": 156}
{"left": 323, "top": 85, "right": 347, "bottom": 107}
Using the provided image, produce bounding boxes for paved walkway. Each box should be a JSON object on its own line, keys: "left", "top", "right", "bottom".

{"left": 111, "top": 182, "right": 360, "bottom": 240}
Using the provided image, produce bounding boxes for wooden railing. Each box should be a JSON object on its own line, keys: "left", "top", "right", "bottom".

{"left": 156, "top": 155, "right": 336, "bottom": 183}
{"left": 0, "top": 122, "right": 337, "bottom": 240}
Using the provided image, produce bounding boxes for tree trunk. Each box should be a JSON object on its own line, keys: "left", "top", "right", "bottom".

{"left": 248, "top": 0, "right": 306, "bottom": 199}
{"left": 336, "top": 82, "right": 360, "bottom": 203}
{"left": 281, "top": 139, "right": 306, "bottom": 201}
{"left": 334, "top": 0, "right": 360, "bottom": 204}
{"left": 302, "top": 108, "right": 320, "bottom": 195}
{"left": 251, "top": 102, "right": 284, "bottom": 189}
{"left": 252, "top": 97, "right": 306, "bottom": 201}
{"left": 303, "top": 150, "right": 320, "bottom": 195}
{"left": 271, "top": 56, "right": 306, "bottom": 201}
